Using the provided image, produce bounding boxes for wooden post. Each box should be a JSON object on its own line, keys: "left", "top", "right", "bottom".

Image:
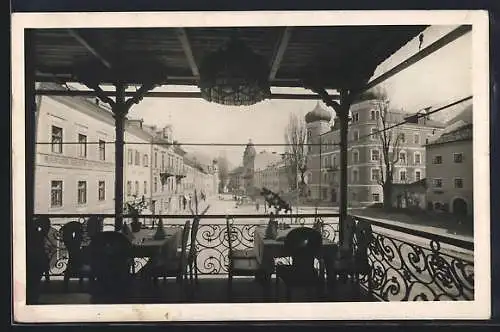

{"left": 338, "top": 89, "right": 350, "bottom": 246}
{"left": 113, "top": 83, "right": 127, "bottom": 231}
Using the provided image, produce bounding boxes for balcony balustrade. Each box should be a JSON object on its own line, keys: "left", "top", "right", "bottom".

{"left": 33, "top": 213, "right": 473, "bottom": 302}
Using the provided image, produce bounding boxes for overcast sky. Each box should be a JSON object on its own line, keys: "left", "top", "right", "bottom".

{"left": 121, "top": 25, "right": 472, "bottom": 167}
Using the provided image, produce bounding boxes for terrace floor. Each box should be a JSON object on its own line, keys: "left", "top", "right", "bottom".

{"left": 35, "top": 276, "right": 377, "bottom": 304}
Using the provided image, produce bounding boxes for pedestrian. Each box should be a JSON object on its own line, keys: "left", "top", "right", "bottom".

{"left": 182, "top": 196, "right": 187, "bottom": 210}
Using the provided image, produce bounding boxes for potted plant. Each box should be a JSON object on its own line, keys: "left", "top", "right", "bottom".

{"left": 126, "top": 196, "right": 147, "bottom": 232}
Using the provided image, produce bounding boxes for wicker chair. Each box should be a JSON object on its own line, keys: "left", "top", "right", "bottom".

{"left": 226, "top": 216, "right": 262, "bottom": 301}
{"left": 275, "top": 227, "right": 324, "bottom": 301}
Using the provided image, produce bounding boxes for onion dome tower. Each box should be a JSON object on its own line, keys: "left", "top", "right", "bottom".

{"left": 305, "top": 102, "right": 332, "bottom": 154}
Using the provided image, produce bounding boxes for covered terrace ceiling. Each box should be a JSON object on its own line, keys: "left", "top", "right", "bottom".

{"left": 32, "top": 25, "right": 428, "bottom": 91}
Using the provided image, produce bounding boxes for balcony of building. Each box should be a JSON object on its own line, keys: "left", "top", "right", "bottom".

{"left": 30, "top": 214, "right": 473, "bottom": 305}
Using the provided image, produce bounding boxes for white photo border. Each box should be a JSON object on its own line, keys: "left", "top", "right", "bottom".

{"left": 11, "top": 10, "right": 491, "bottom": 322}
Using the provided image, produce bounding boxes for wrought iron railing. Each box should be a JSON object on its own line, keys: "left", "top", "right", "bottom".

{"left": 32, "top": 213, "right": 474, "bottom": 301}
{"left": 355, "top": 216, "right": 474, "bottom": 301}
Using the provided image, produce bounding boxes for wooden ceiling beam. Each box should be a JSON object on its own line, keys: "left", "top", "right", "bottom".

{"left": 67, "top": 29, "right": 112, "bottom": 69}
{"left": 175, "top": 28, "right": 200, "bottom": 77}
{"left": 269, "top": 27, "right": 293, "bottom": 80}
{"left": 35, "top": 88, "right": 339, "bottom": 100}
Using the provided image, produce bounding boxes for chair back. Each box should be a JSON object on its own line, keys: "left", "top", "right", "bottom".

{"left": 30, "top": 217, "right": 51, "bottom": 270}
{"left": 89, "top": 231, "right": 133, "bottom": 286}
{"left": 284, "top": 227, "right": 322, "bottom": 274}
{"left": 179, "top": 220, "right": 191, "bottom": 270}
{"left": 85, "top": 215, "right": 104, "bottom": 239}
{"left": 188, "top": 217, "right": 200, "bottom": 261}
{"left": 61, "top": 221, "right": 85, "bottom": 269}
{"left": 340, "top": 215, "right": 357, "bottom": 253}
{"left": 353, "top": 218, "right": 373, "bottom": 267}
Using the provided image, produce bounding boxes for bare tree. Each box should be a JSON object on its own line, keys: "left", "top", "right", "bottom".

{"left": 372, "top": 88, "right": 405, "bottom": 209}
{"left": 283, "top": 113, "right": 308, "bottom": 196}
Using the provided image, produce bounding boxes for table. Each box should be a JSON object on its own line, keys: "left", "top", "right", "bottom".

{"left": 253, "top": 226, "right": 338, "bottom": 277}
{"left": 128, "top": 227, "right": 183, "bottom": 273}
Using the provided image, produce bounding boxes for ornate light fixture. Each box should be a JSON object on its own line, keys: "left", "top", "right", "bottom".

{"left": 198, "top": 38, "right": 271, "bottom": 106}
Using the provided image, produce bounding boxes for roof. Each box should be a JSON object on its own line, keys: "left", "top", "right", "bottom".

{"left": 33, "top": 26, "right": 427, "bottom": 90}
{"left": 426, "top": 123, "right": 472, "bottom": 146}
{"left": 305, "top": 102, "right": 332, "bottom": 123}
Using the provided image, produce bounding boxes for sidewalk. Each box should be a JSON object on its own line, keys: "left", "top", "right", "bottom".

{"left": 350, "top": 207, "right": 474, "bottom": 240}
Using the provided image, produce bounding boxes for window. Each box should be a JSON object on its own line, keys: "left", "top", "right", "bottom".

{"left": 322, "top": 188, "right": 328, "bottom": 200}
{"left": 414, "top": 152, "right": 421, "bottom": 165}
{"left": 415, "top": 170, "right": 422, "bottom": 182}
{"left": 352, "top": 113, "right": 359, "bottom": 122}
{"left": 453, "top": 153, "right": 463, "bottom": 163}
{"left": 128, "top": 149, "right": 133, "bottom": 165}
{"left": 433, "top": 178, "right": 443, "bottom": 188}
{"left": 372, "top": 193, "right": 380, "bottom": 202}
{"left": 371, "top": 169, "right": 381, "bottom": 181}
{"left": 144, "top": 181, "right": 148, "bottom": 195}
{"left": 135, "top": 181, "right": 139, "bottom": 196}
{"left": 399, "top": 152, "right": 406, "bottom": 164}
{"left": 400, "top": 132, "right": 406, "bottom": 143}
{"left": 433, "top": 155, "right": 442, "bottom": 164}
{"left": 98, "top": 181, "right": 105, "bottom": 201}
{"left": 352, "top": 150, "right": 359, "bottom": 163}
{"left": 323, "top": 157, "right": 328, "bottom": 168}
{"left": 135, "top": 151, "right": 140, "bottom": 166}
{"left": 153, "top": 177, "right": 158, "bottom": 193}
{"left": 127, "top": 181, "right": 132, "bottom": 196}
{"left": 370, "top": 110, "right": 376, "bottom": 120}
{"left": 414, "top": 133, "right": 420, "bottom": 144}
{"left": 323, "top": 173, "right": 328, "bottom": 183}
{"left": 51, "top": 126, "right": 63, "bottom": 153}
{"left": 77, "top": 181, "right": 87, "bottom": 205}
{"left": 370, "top": 128, "right": 378, "bottom": 140}
{"left": 352, "top": 169, "right": 359, "bottom": 183}
{"left": 50, "top": 180, "right": 63, "bottom": 207}
{"left": 353, "top": 130, "right": 359, "bottom": 141}
{"left": 333, "top": 155, "right": 337, "bottom": 167}
{"left": 143, "top": 154, "right": 149, "bottom": 167}
{"left": 154, "top": 152, "right": 158, "bottom": 168}
{"left": 454, "top": 178, "right": 464, "bottom": 189}
{"left": 400, "top": 170, "right": 407, "bottom": 182}
{"left": 78, "top": 134, "right": 87, "bottom": 157}
{"left": 371, "top": 149, "right": 380, "bottom": 161}
{"left": 98, "top": 140, "right": 106, "bottom": 160}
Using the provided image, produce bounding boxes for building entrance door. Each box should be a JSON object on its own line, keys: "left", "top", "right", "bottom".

{"left": 452, "top": 198, "right": 468, "bottom": 216}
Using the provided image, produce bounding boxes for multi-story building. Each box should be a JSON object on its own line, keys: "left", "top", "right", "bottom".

{"left": 34, "top": 83, "right": 218, "bottom": 219}
{"left": 124, "top": 119, "right": 152, "bottom": 208}
{"left": 35, "top": 83, "right": 117, "bottom": 223}
{"left": 425, "top": 105, "right": 473, "bottom": 216}
{"left": 306, "top": 99, "right": 445, "bottom": 206}
{"left": 253, "top": 151, "right": 290, "bottom": 194}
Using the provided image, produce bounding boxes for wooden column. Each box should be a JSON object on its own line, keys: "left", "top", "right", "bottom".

{"left": 337, "top": 89, "right": 350, "bottom": 246}
{"left": 113, "top": 83, "right": 127, "bottom": 231}
{"left": 25, "top": 29, "right": 38, "bottom": 304}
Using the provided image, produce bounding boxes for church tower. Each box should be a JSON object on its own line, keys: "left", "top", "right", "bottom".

{"left": 305, "top": 102, "right": 333, "bottom": 155}
{"left": 242, "top": 139, "right": 257, "bottom": 195}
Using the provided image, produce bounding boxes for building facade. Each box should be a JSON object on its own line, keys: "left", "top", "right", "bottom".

{"left": 425, "top": 121, "right": 473, "bottom": 216}
{"left": 253, "top": 151, "right": 290, "bottom": 194}
{"left": 306, "top": 100, "right": 445, "bottom": 206}
{"left": 34, "top": 83, "right": 218, "bottom": 220}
